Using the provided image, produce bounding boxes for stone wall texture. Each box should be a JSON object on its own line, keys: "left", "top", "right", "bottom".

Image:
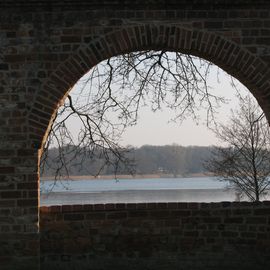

{"left": 0, "top": 1, "right": 270, "bottom": 269}
{"left": 40, "top": 202, "right": 270, "bottom": 270}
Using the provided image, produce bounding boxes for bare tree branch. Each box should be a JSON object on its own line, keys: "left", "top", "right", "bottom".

{"left": 205, "top": 95, "right": 270, "bottom": 201}
{"left": 41, "top": 50, "right": 228, "bottom": 179}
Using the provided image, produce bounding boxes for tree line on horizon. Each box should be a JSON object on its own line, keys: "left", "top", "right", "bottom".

{"left": 41, "top": 144, "right": 212, "bottom": 177}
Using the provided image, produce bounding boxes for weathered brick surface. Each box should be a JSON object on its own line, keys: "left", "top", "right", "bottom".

{"left": 40, "top": 202, "right": 270, "bottom": 270}
{"left": 0, "top": 1, "right": 270, "bottom": 269}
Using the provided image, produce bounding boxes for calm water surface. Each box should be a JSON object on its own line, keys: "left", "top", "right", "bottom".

{"left": 41, "top": 177, "right": 225, "bottom": 193}
{"left": 40, "top": 177, "right": 243, "bottom": 205}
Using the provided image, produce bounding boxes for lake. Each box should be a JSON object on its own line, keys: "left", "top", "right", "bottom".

{"left": 40, "top": 176, "right": 247, "bottom": 206}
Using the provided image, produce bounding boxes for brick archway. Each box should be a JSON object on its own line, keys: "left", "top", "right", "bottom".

{"left": 35, "top": 26, "right": 270, "bottom": 269}
{"left": 30, "top": 25, "right": 270, "bottom": 152}
{"left": 1, "top": 1, "right": 270, "bottom": 269}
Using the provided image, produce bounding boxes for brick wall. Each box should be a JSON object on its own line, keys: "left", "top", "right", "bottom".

{"left": 1, "top": 1, "right": 270, "bottom": 269}
{"left": 40, "top": 202, "right": 270, "bottom": 270}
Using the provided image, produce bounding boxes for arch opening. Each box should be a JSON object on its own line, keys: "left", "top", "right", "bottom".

{"left": 37, "top": 24, "right": 270, "bottom": 270}
{"left": 32, "top": 24, "right": 270, "bottom": 207}
{"left": 39, "top": 51, "right": 270, "bottom": 205}
{"left": 32, "top": 25, "right": 270, "bottom": 151}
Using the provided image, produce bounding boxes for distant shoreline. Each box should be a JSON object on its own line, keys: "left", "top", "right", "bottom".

{"left": 41, "top": 172, "right": 213, "bottom": 181}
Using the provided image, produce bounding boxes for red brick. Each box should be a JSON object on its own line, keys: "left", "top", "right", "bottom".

{"left": 171, "top": 210, "right": 191, "bottom": 217}
{"left": 254, "top": 208, "right": 270, "bottom": 215}
{"left": 149, "top": 210, "right": 170, "bottom": 219}
{"left": 17, "top": 182, "right": 38, "bottom": 190}
{"left": 85, "top": 212, "right": 106, "bottom": 220}
{"left": 126, "top": 203, "right": 137, "bottom": 210}
{"left": 93, "top": 204, "right": 105, "bottom": 211}
{"left": 107, "top": 211, "right": 127, "bottom": 219}
{"left": 246, "top": 217, "right": 267, "bottom": 224}
{"left": 50, "top": 206, "right": 61, "bottom": 213}
{"left": 136, "top": 203, "right": 147, "bottom": 209}
{"left": 5, "top": 54, "right": 27, "bottom": 62}
{"left": 115, "top": 203, "right": 126, "bottom": 210}
{"left": 0, "top": 167, "right": 14, "bottom": 174}
{"left": 104, "top": 204, "right": 115, "bottom": 210}
{"left": 72, "top": 205, "right": 84, "bottom": 212}
{"left": 17, "top": 149, "right": 35, "bottom": 156}
{"left": 156, "top": 203, "right": 167, "bottom": 209}
{"left": 1, "top": 191, "right": 21, "bottom": 199}
{"left": 62, "top": 205, "right": 73, "bottom": 212}
{"left": 82, "top": 204, "right": 94, "bottom": 211}
{"left": 61, "top": 36, "right": 81, "bottom": 43}
{"left": 0, "top": 150, "right": 15, "bottom": 157}
{"left": 63, "top": 213, "right": 84, "bottom": 221}
{"left": 224, "top": 217, "right": 244, "bottom": 223}
{"left": 222, "top": 231, "right": 239, "bottom": 237}
{"left": 203, "top": 217, "right": 222, "bottom": 223}
{"left": 128, "top": 210, "right": 148, "bottom": 218}
{"left": 39, "top": 206, "right": 49, "bottom": 213}
{"left": 0, "top": 200, "right": 16, "bottom": 207}
{"left": 167, "top": 203, "right": 178, "bottom": 209}
{"left": 187, "top": 203, "right": 198, "bottom": 209}
{"left": 17, "top": 199, "right": 38, "bottom": 207}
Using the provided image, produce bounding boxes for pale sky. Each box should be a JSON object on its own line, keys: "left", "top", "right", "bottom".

{"left": 118, "top": 73, "right": 249, "bottom": 147}
{"left": 66, "top": 62, "right": 252, "bottom": 148}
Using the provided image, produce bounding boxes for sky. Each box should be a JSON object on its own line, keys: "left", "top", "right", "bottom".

{"left": 65, "top": 58, "right": 252, "bottom": 148}
{"left": 118, "top": 73, "right": 249, "bottom": 147}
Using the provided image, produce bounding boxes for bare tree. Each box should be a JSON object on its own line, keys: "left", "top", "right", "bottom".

{"left": 41, "top": 50, "right": 228, "bottom": 179}
{"left": 205, "top": 95, "right": 270, "bottom": 202}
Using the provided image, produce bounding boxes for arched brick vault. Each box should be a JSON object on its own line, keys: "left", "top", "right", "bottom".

{"left": 30, "top": 25, "right": 270, "bottom": 152}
